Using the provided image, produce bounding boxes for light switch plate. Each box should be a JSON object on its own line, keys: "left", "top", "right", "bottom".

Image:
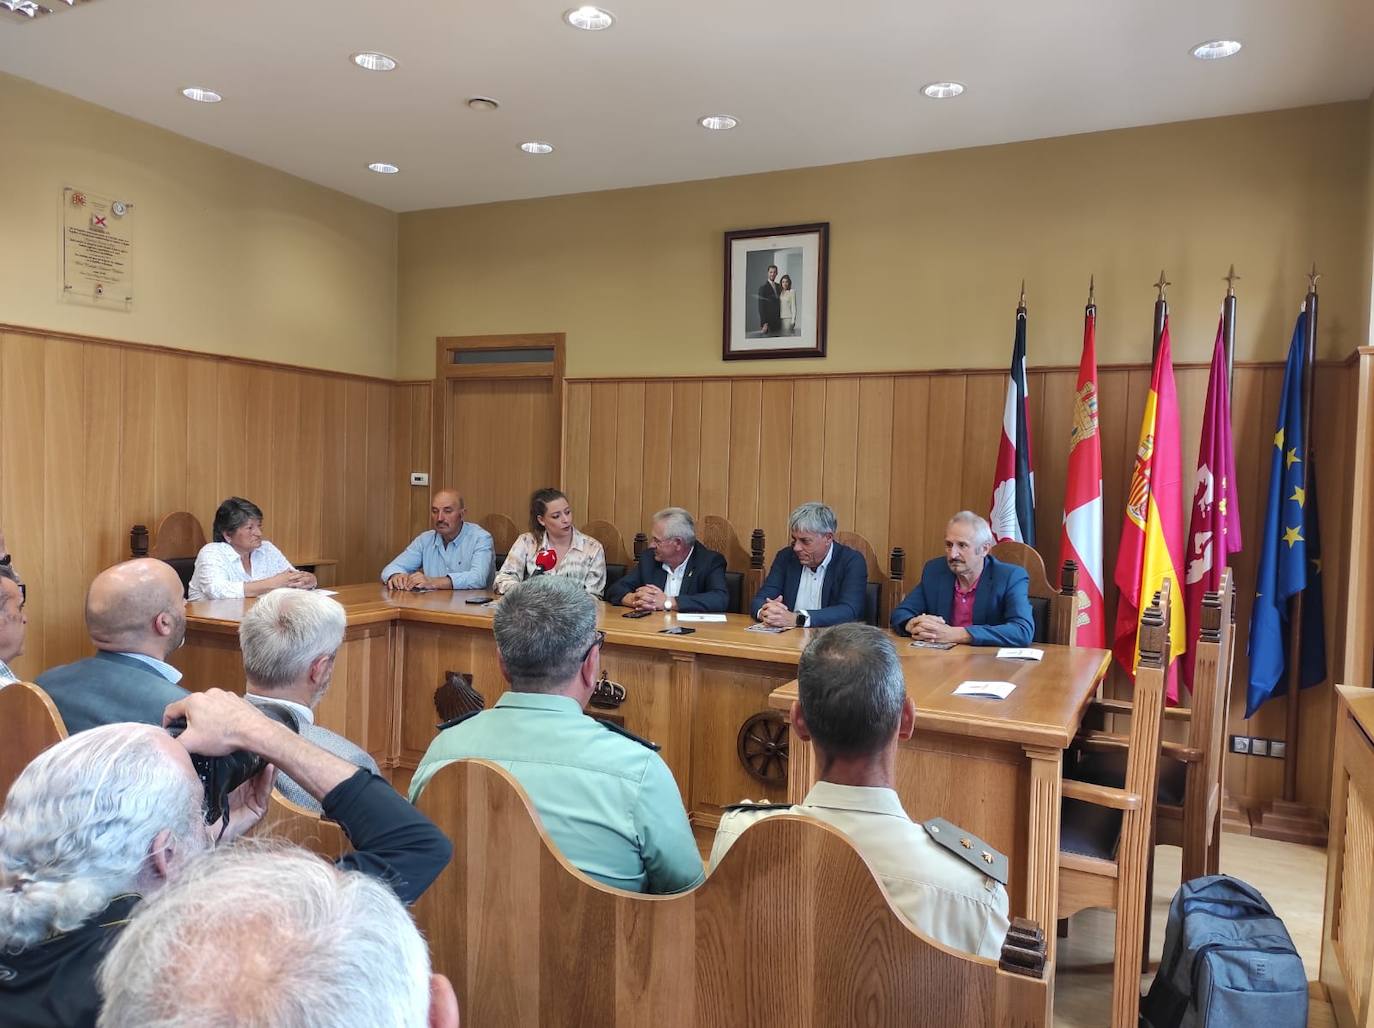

{"left": 1230, "top": 735, "right": 1250, "bottom": 754}
{"left": 409, "top": 472, "right": 429, "bottom": 486}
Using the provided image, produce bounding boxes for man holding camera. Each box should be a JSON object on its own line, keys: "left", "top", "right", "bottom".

{"left": 0, "top": 690, "right": 451, "bottom": 1028}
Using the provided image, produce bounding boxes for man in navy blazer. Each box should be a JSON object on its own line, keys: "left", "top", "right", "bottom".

{"left": 608, "top": 507, "right": 729, "bottom": 613}
{"left": 890, "top": 511, "right": 1034, "bottom": 647}
{"left": 37, "top": 559, "right": 191, "bottom": 733}
{"left": 751, "top": 502, "right": 868, "bottom": 628}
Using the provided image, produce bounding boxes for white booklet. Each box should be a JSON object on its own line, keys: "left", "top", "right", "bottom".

{"left": 676, "top": 613, "right": 728, "bottom": 622}
{"left": 997, "top": 647, "right": 1043, "bottom": 661}
{"left": 954, "top": 680, "right": 1017, "bottom": 700}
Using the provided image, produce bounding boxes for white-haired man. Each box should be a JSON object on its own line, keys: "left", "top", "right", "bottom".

{"left": 0, "top": 692, "right": 451, "bottom": 1027}
{"left": 750, "top": 502, "right": 868, "bottom": 628}
{"left": 98, "top": 846, "right": 459, "bottom": 1028}
{"left": 890, "top": 511, "right": 1034, "bottom": 647}
{"left": 241, "top": 589, "right": 380, "bottom": 812}
{"left": 605, "top": 507, "right": 729, "bottom": 613}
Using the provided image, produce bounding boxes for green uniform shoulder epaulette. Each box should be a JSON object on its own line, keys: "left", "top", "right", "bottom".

{"left": 722, "top": 801, "right": 793, "bottom": 813}
{"left": 599, "top": 719, "right": 661, "bottom": 751}
{"left": 922, "top": 817, "right": 1009, "bottom": 886}
{"left": 435, "top": 708, "right": 484, "bottom": 732}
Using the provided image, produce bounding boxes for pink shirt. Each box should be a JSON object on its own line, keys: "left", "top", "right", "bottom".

{"left": 951, "top": 576, "right": 979, "bottom": 629}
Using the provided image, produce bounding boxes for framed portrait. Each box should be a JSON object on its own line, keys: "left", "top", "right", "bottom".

{"left": 722, "top": 222, "right": 829, "bottom": 360}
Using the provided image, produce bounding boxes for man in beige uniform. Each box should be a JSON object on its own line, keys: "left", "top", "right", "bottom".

{"left": 709, "top": 623, "right": 1010, "bottom": 959}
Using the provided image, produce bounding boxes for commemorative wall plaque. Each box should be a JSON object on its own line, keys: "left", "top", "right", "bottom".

{"left": 62, "top": 186, "right": 134, "bottom": 309}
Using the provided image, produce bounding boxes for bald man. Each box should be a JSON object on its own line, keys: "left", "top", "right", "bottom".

{"left": 36, "top": 558, "right": 191, "bottom": 733}
{"left": 381, "top": 488, "right": 494, "bottom": 591}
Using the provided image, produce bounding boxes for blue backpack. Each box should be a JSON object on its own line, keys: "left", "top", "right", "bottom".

{"left": 1141, "top": 875, "right": 1307, "bottom": 1027}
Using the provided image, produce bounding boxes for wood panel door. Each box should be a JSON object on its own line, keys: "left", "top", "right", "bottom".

{"left": 434, "top": 334, "right": 564, "bottom": 532}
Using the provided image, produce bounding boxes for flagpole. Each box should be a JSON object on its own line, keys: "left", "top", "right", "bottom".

{"left": 1223, "top": 265, "right": 1240, "bottom": 398}
{"left": 1152, "top": 270, "right": 1170, "bottom": 360}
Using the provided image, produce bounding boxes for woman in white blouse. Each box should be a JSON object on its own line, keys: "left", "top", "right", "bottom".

{"left": 778, "top": 274, "right": 798, "bottom": 335}
{"left": 188, "top": 497, "right": 316, "bottom": 601}
{"left": 493, "top": 488, "right": 606, "bottom": 598}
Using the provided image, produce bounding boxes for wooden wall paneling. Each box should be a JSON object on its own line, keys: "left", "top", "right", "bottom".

{"left": 84, "top": 343, "right": 124, "bottom": 618}
{"left": 726, "top": 380, "right": 762, "bottom": 536}
{"left": 152, "top": 353, "right": 190, "bottom": 522}
{"left": 319, "top": 377, "right": 348, "bottom": 580}
{"left": 240, "top": 366, "right": 277, "bottom": 535}
{"left": 960, "top": 373, "right": 1006, "bottom": 526}
{"left": 922, "top": 376, "right": 969, "bottom": 561}
{"left": 787, "top": 378, "right": 826, "bottom": 520}
{"left": 120, "top": 348, "right": 158, "bottom": 546}
{"left": 889, "top": 375, "right": 931, "bottom": 586}
{"left": 563, "top": 382, "right": 592, "bottom": 519}
{"left": 698, "top": 380, "right": 731, "bottom": 518}
{"left": 185, "top": 358, "right": 221, "bottom": 535}
{"left": 587, "top": 382, "right": 620, "bottom": 524}
{"left": 264, "top": 370, "right": 301, "bottom": 557}
{"left": 852, "top": 377, "right": 894, "bottom": 556}
{"left": 388, "top": 382, "right": 413, "bottom": 562}
{"left": 216, "top": 363, "right": 251, "bottom": 503}
{"left": 613, "top": 381, "right": 646, "bottom": 535}
{"left": 43, "top": 339, "right": 87, "bottom": 671}
{"left": 340, "top": 379, "right": 370, "bottom": 585}
{"left": 408, "top": 383, "right": 434, "bottom": 538}
{"left": 639, "top": 381, "right": 674, "bottom": 527}
{"left": 296, "top": 372, "right": 326, "bottom": 561}
{"left": 820, "top": 378, "right": 860, "bottom": 534}
{"left": 364, "top": 381, "right": 392, "bottom": 581}
{"left": 757, "top": 379, "right": 794, "bottom": 556}
{"left": 2, "top": 334, "right": 46, "bottom": 679}
{"left": 668, "top": 381, "right": 702, "bottom": 516}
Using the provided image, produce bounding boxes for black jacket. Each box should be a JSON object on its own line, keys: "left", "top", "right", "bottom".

{"left": 604, "top": 545, "right": 729, "bottom": 612}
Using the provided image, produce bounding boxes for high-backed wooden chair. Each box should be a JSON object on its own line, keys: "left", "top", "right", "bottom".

{"left": 479, "top": 512, "right": 522, "bottom": 571}
{"left": 835, "top": 530, "right": 906, "bottom": 628}
{"left": 0, "top": 682, "right": 69, "bottom": 803}
{"left": 988, "top": 540, "right": 1079, "bottom": 646}
{"left": 698, "top": 514, "right": 765, "bottom": 614}
{"left": 413, "top": 758, "right": 1050, "bottom": 1027}
{"left": 1058, "top": 580, "right": 1171, "bottom": 1028}
{"left": 246, "top": 789, "right": 349, "bottom": 861}
{"left": 131, "top": 511, "right": 209, "bottom": 597}
{"left": 581, "top": 519, "right": 632, "bottom": 593}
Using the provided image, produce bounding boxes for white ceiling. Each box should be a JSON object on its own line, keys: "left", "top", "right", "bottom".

{"left": 3, "top": 0, "right": 1373, "bottom": 213}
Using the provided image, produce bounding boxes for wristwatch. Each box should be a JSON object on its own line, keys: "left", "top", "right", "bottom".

{"left": 795, "top": 611, "right": 807, "bottom": 628}
{"left": 663, "top": 597, "right": 675, "bottom": 612}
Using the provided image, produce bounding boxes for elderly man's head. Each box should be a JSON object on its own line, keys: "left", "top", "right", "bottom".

{"left": 97, "top": 846, "right": 459, "bottom": 1028}
{"left": 240, "top": 590, "right": 346, "bottom": 708}
{"left": 0, "top": 565, "right": 26, "bottom": 665}
{"left": 793, "top": 624, "right": 914, "bottom": 773}
{"left": 788, "top": 502, "right": 838, "bottom": 570}
{"left": 430, "top": 490, "right": 467, "bottom": 543}
{"left": 649, "top": 507, "right": 695, "bottom": 570}
{"left": 944, "top": 511, "right": 995, "bottom": 582}
{"left": 492, "top": 576, "right": 600, "bottom": 698}
{"left": 0, "top": 724, "right": 209, "bottom": 950}
{"left": 86, "top": 559, "right": 187, "bottom": 660}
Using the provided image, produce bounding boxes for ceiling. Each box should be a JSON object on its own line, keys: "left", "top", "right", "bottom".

{"left": 3, "top": 0, "right": 1372, "bottom": 213}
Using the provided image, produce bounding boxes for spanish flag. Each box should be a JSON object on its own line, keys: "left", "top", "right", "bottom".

{"left": 1113, "top": 319, "right": 1186, "bottom": 685}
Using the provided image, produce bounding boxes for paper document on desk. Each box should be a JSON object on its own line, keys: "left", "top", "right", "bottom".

{"left": 997, "top": 647, "right": 1042, "bottom": 661}
{"left": 954, "top": 680, "right": 1017, "bottom": 700}
{"left": 676, "top": 613, "right": 727, "bottom": 622}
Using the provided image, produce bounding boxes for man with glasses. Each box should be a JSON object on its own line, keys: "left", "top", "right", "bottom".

{"left": 0, "top": 528, "right": 26, "bottom": 685}
{"left": 409, "top": 575, "right": 703, "bottom": 894}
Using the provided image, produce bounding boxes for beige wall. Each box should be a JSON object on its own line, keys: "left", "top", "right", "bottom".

{"left": 399, "top": 102, "right": 1369, "bottom": 380}
{"left": 0, "top": 73, "right": 398, "bottom": 379}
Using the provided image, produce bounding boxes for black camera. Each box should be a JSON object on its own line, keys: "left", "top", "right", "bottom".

{"left": 166, "top": 702, "right": 300, "bottom": 827}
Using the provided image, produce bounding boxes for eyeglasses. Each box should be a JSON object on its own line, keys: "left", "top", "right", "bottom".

{"left": 581, "top": 629, "right": 605, "bottom": 662}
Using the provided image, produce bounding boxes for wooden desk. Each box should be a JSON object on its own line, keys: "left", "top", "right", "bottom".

{"left": 291, "top": 557, "right": 338, "bottom": 587}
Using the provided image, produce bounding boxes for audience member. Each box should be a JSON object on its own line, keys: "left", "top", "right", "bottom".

{"left": 606, "top": 506, "right": 729, "bottom": 612}
{"left": 890, "top": 511, "right": 1034, "bottom": 646}
{"left": 189, "top": 496, "right": 316, "bottom": 601}
{"left": 751, "top": 502, "right": 867, "bottom": 627}
{"left": 710, "top": 624, "right": 1010, "bottom": 958}
{"left": 241, "top": 589, "right": 380, "bottom": 812}
{"left": 383, "top": 488, "right": 494, "bottom": 591}
{"left": 493, "top": 488, "right": 606, "bottom": 598}
{"left": 410, "top": 576, "right": 702, "bottom": 894}
{"left": 37, "top": 559, "right": 191, "bottom": 732}
{"left": 97, "top": 846, "right": 459, "bottom": 1028}
{"left": 0, "top": 564, "right": 25, "bottom": 686}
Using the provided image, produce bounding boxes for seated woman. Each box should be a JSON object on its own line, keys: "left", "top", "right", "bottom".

{"left": 493, "top": 488, "right": 606, "bottom": 598}
{"left": 188, "top": 497, "right": 316, "bottom": 601}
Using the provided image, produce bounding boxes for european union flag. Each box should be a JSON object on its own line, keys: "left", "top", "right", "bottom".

{"left": 1246, "top": 315, "right": 1327, "bottom": 717}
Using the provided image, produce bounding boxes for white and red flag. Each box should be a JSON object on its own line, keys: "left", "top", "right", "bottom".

{"left": 990, "top": 304, "right": 1036, "bottom": 544}
{"left": 1181, "top": 315, "right": 1242, "bottom": 698}
{"left": 1059, "top": 304, "right": 1105, "bottom": 648}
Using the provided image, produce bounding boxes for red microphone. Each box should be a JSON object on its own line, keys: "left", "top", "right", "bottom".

{"left": 533, "top": 548, "right": 558, "bottom": 575}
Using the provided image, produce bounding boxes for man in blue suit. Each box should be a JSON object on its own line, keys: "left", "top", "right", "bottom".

{"left": 890, "top": 511, "right": 1033, "bottom": 647}
{"left": 608, "top": 507, "right": 729, "bottom": 612}
{"left": 751, "top": 502, "right": 867, "bottom": 628}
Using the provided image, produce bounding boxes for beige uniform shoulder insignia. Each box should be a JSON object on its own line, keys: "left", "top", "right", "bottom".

{"left": 922, "top": 817, "right": 1009, "bottom": 886}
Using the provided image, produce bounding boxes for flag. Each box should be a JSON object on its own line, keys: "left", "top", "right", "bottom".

{"left": 990, "top": 306, "right": 1036, "bottom": 543}
{"left": 1245, "top": 316, "right": 1327, "bottom": 717}
{"left": 1181, "top": 316, "right": 1243, "bottom": 699}
{"left": 1112, "top": 319, "right": 1186, "bottom": 685}
{"left": 1059, "top": 304, "right": 1105, "bottom": 648}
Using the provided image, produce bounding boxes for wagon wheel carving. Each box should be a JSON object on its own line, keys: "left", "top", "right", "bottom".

{"left": 736, "top": 710, "right": 789, "bottom": 785}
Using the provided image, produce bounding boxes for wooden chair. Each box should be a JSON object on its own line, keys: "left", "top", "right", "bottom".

{"left": 246, "top": 789, "right": 349, "bottom": 862}
{"left": 1058, "top": 580, "right": 1171, "bottom": 1028}
{"left": 479, "top": 513, "right": 522, "bottom": 572}
{"left": 835, "top": 530, "right": 906, "bottom": 628}
{"left": 988, "top": 540, "right": 1079, "bottom": 646}
{"left": 581, "top": 519, "right": 632, "bottom": 593}
{"left": 0, "top": 682, "right": 69, "bottom": 804}
{"left": 698, "top": 514, "right": 764, "bottom": 614}
{"left": 131, "top": 511, "right": 209, "bottom": 597}
{"left": 413, "top": 757, "right": 1050, "bottom": 1026}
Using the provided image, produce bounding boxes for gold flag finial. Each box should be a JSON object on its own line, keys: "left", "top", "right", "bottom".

{"left": 1307, "top": 262, "right": 1321, "bottom": 294}
{"left": 1018, "top": 279, "right": 1026, "bottom": 308}
{"left": 1153, "top": 269, "right": 1170, "bottom": 300}
{"left": 1088, "top": 274, "right": 1095, "bottom": 306}
{"left": 1224, "top": 264, "right": 1240, "bottom": 297}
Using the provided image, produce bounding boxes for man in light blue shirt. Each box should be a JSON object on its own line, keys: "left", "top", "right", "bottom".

{"left": 381, "top": 489, "right": 494, "bottom": 591}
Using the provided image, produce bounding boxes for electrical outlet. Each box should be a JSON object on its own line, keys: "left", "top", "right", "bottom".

{"left": 1249, "top": 738, "right": 1269, "bottom": 757}
{"left": 1269, "top": 739, "right": 1287, "bottom": 759}
{"left": 409, "top": 472, "right": 430, "bottom": 486}
{"left": 1230, "top": 735, "right": 1250, "bottom": 754}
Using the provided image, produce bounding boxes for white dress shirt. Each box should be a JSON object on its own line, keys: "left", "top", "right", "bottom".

{"left": 0, "top": 660, "right": 16, "bottom": 686}
{"left": 793, "top": 543, "right": 834, "bottom": 625}
{"left": 188, "top": 540, "right": 296, "bottom": 601}
{"left": 662, "top": 548, "right": 693, "bottom": 599}
{"left": 120, "top": 651, "right": 184, "bottom": 684}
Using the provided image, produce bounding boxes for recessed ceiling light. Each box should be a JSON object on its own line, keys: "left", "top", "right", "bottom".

{"left": 921, "top": 81, "right": 965, "bottom": 99}
{"left": 467, "top": 96, "right": 500, "bottom": 112}
{"left": 698, "top": 115, "right": 738, "bottom": 131}
{"left": 1191, "top": 39, "right": 1242, "bottom": 60}
{"left": 564, "top": 5, "right": 614, "bottom": 30}
{"left": 367, "top": 162, "right": 399, "bottom": 175}
{"left": 181, "top": 87, "right": 222, "bottom": 103}
{"left": 520, "top": 141, "right": 555, "bottom": 155}
{"left": 352, "top": 52, "right": 398, "bottom": 72}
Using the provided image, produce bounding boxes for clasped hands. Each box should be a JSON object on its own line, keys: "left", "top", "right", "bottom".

{"left": 903, "top": 613, "right": 970, "bottom": 645}
{"left": 622, "top": 584, "right": 670, "bottom": 611}
{"left": 387, "top": 572, "right": 450, "bottom": 591}
{"left": 757, "top": 595, "right": 797, "bottom": 629}
{"left": 263, "top": 569, "right": 317, "bottom": 591}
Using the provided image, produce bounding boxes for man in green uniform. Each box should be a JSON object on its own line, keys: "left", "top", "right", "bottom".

{"left": 409, "top": 575, "right": 704, "bottom": 894}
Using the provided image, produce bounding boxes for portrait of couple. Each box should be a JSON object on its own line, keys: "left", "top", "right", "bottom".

{"left": 723, "top": 222, "right": 828, "bottom": 361}
{"left": 755, "top": 263, "right": 800, "bottom": 337}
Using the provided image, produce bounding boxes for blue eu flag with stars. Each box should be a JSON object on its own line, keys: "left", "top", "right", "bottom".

{"left": 1246, "top": 315, "right": 1327, "bottom": 717}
